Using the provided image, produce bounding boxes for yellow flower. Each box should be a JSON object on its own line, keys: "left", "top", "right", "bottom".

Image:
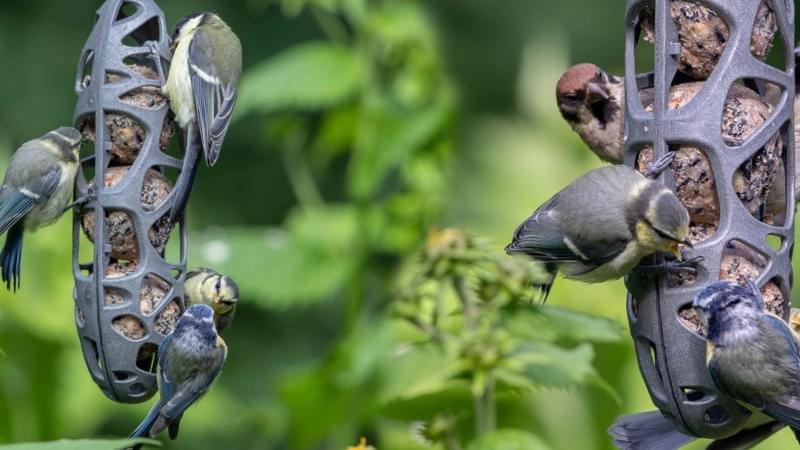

{"left": 347, "top": 437, "right": 376, "bottom": 450}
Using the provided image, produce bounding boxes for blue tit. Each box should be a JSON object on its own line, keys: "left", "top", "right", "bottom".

{"left": 162, "top": 12, "right": 242, "bottom": 223}
{"left": 0, "top": 127, "right": 82, "bottom": 291}
{"left": 184, "top": 267, "right": 239, "bottom": 332}
{"left": 505, "top": 165, "right": 692, "bottom": 301}
{"left": 694, "top": 281, "right": 800, "bottom": 435}
{"left": 129, "top": 304, "right": 227, "bottom": 441}
{"left": 609, "top": 410, "right": 785, "bottom": 450}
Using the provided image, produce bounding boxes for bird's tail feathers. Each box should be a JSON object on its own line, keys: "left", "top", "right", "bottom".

{"left": 168, "top": 128, "right": 202, "bottom": 224}
{"left": 1, "top": 223, "right": 24, "bottom": 291}
{"left": 608, "top": 411, "right": 695, "bottom": 450}
{"left": 129, "top": 401, "right": 161, "bottom": 440}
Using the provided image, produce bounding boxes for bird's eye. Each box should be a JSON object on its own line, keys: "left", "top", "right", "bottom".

{"left": 564, "top": 94, "right": 578, "bottom": 101}
{"left": 214, "top": 279, "right": 221, "bottom": 293}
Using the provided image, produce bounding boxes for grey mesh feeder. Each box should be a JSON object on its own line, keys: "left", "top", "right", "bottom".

{"left": 623, "top": 0, "right": 795, "bottom": 439}
{"left": 71, "top": 0, "right": 188, "bottom": 403}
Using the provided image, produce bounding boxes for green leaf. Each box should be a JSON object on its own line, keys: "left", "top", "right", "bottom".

{"left": 505, "top": 305, "right": 623, "bottom": 344}
{"left": 348, "top": 92, "right": 452, "bottom": 199}
{"left": 0, "top": 439, "right": 161, "bottom": 450}
{"left": 466, "top": 429, "right": 551, "bottom": 450}
{"left": 237, "top": 42, "right": 361, "bottom": 117}
{"left": 381, "top": 383, "right": 473, "bottom": 422}
{"left": 504, "top": 343, "right": 619, "bottom": 403}
{"left": 190, "top": 205, "right": 358, "bottom": 308}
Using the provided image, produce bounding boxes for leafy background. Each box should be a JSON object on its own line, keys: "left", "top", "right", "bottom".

{"left": 0, "top": 0, "right": 797, "bottom": 449}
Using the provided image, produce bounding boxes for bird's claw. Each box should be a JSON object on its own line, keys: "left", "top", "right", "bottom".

{"left": 65, "top": 187, "right": 97, "bottom": 213}
{"left": 666, "top": 255, "right": 704, "bottom": 274}
{"left": 634, "top": 255, "right": 704, "bottom": 276}
{"left": 144, "top": 40, "right": 167, "bottom": 86}
{"left": 642, "top": 152, "right": 675, "bottom": 178}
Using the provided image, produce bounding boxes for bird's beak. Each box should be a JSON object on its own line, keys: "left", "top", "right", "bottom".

{"left": 682, "top": 237, "right": 694, "bottom": 249}
{"left": 669, "top": 242, "right": 682, "bottom": 260}
{"left": 586, "top": 82, "right": 610, "bottom": 103}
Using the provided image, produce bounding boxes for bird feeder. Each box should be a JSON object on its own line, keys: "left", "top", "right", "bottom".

{"left": 624, "top": 0, "right": 794, "bottom": 438}
{"left": 71, "top": 0, "right": 188, "bottom": 403}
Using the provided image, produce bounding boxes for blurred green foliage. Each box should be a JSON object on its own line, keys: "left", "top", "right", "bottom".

{"left": 1, "top": 1, "right": 800, "bottom": 450}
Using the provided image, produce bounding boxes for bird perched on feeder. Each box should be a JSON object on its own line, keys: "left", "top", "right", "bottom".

{"left": 157, "top": 12, "right": 242, "bottom": 223}
{"left": 556, "top": 63, "right": 625, "bottom": 164}
{"left": 694, "top": 281, "right": 800, "bottom": 437}
{"left": 129, "top": 304, "right": 227, "bottom": 441}
{"left": 0, "top": 126, "right": 82, "bottom": 291}
{"left": 184, "top": 267, "right": 239, "bottom": 332}
{"left": 505, "top": 165, "right": 693, "bottom": 301}
{"left": 609, "top": 409, "right": 786, "bottom": 450}
{"left": 556, "top": 63, "right": 784, "bottom": 225}
{"left": 638, "top": 1, "right": 776, "bottom": 81}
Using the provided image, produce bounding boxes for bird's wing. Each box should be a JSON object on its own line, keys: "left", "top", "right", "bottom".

{"left": 0, "top": 166, "right": 61, "bottom": 234}
{"left": 157, "top": 334, "right": 175, "bottom": 401}
{"left": 758, "top": 315, "right": 800, "bottom": 428}
{"left": 158, "top": 343, "right": 226, "bottom": 424}
{"left": 763, "top": 397, "right": 800, "bottom": 430}
{"left": 506, "top": 195, "right": 627, "bottom": 264}
{"left": 189, "top": 31, "right": 237, "bottom": 167}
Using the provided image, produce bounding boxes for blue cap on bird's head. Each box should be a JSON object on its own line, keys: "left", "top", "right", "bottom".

{"left": 183, "top": 304, "right": 215, "bottom": 322}
{"left": 693, "top": 281, "right": 764, "bottom": 313}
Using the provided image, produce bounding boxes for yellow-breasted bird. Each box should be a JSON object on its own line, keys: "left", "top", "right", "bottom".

{"left": 159, "top": 12, "right": 242, "bottom": 222}
{"left": 129, "top": 304, "right": 227, "bottom": 441}
{"left": 184, "top": 267, "right": 238, "bottom": 332}
{"left": 0, "top": 127, "right": 82, "bottom": 291}
{"left": 506, "top": 165, "right": 694, "bottom": 301}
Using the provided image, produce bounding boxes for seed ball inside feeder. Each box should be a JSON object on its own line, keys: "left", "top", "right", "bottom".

{"left": 640, "top": 0, "right": 776, "bottom": 80}
{"left": 637, "top": 83, "right": 782, "bottom": 240}
{"left": 155, "top": 300, "right": 182, "bottom": 336}
{"left": 81, "top": 166, "right": 173, "bottom": 260}
{"left": 105, "top": 260, "right": 139, "bottom": 279}
{"left": 112, "top": 315, "right": 146, "bottom": 341}
{"left": 140, "top": 274, "right": 171, "bottom": 315}
{"left": 79, "top": 64, "right": 175, "bottom": 164}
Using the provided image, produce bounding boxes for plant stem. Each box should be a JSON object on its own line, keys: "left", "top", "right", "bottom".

{"left": 473, "top": 374, "right": 496, "bottom": 435}
{"left": 282, "top": 125, "right": 323, "bottom": 208}
{"left": 453, "top": 275, "right": 478, "bottom": 330}
{"left": 485, "top": 374, "right": 496, "bottom": 432}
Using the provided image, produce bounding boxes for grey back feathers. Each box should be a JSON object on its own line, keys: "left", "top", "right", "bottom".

{"left": 507, "top": 165, "right": 648, "bottom": 266}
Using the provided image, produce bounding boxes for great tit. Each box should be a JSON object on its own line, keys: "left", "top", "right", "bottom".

{"left": 0, "top": 127, "right": 82, "bottom": 291}
{"left": 163, "top": 12, "right": 242, "bottom": 222}
{"left": 694, "top": 281, "right": 800, "bottom": 438}
{"left": 129, "top": 304, "right": 227, "bottom": 441}
{"left": 184, "top": 267, "right": 239, "bottom": 332}
{"left": 506, "top": 165, "right": 692, "bottom": 301}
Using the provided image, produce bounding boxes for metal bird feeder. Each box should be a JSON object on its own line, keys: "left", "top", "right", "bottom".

{"left": 71, "top": 0, "right": 188, "bottom": 403}
{"left": 624, "top": 0, "right": 794, "bottom": 438}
